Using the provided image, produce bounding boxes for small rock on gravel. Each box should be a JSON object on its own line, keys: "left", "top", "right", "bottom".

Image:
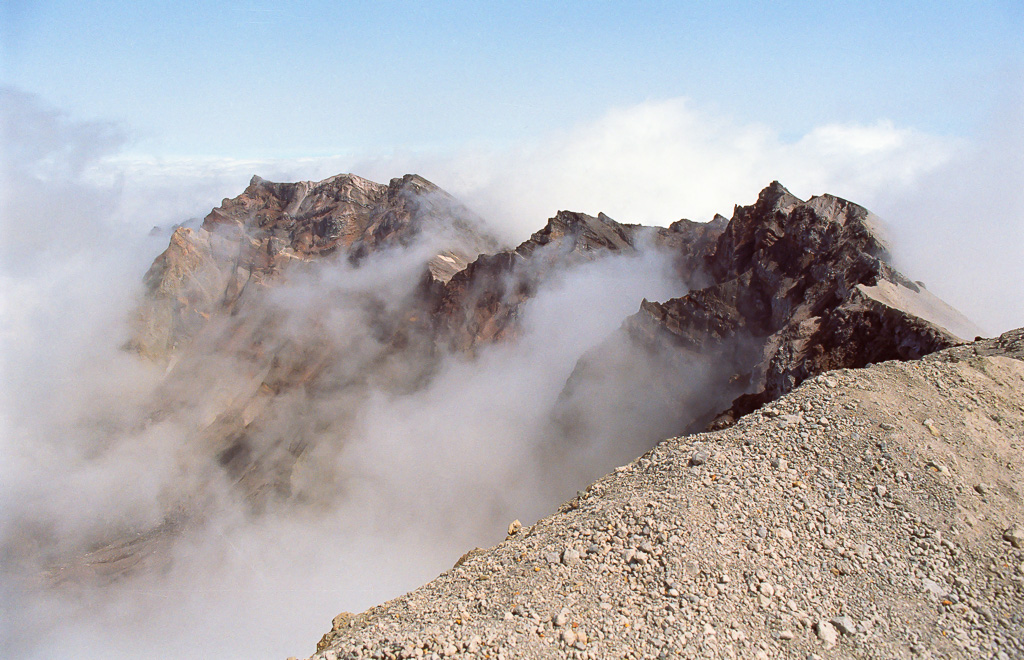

{"left": 830, "top": 615, "right": 856, "bottom": 635}
{"left": 815, "top": 620, "right": 838, "bottom": 647}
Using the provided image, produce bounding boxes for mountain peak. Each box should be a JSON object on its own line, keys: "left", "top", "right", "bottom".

{"left": 752, "top": 180, "right": 801, "bottom": 214}
{"left": 116, "top": 174, "right": 977, "bottom": 607}
{"left": 515, "top": 210, "right": 639, "bottom": 258}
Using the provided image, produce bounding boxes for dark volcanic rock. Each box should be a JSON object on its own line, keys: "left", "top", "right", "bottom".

{"left": 559, "top": 181, "right": 979, "bottom": 437}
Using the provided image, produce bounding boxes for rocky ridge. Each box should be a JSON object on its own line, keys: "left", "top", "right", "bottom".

{"left": 131, "top": 176, "right": 974, "bottom": 454}
{"left": 557, "top": 182, "right": 979, "bottom": 445}
{"left": 430, "top": 210, "right": 723, "bottom": 352}
{"left": 131, "top": 173, "right": 499, "bottom": 359}
{"left": 45, "top": 174, "right": 982, "bottom": 591}
{"left": 310, "top": 329, "right": 1024, "bottom": 660}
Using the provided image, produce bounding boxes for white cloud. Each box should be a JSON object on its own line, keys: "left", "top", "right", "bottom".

{"left": 423, "top": 99, "right": 959, "bottom": 238}
{"left": 90, "top": 98, "right": 958, "bottom": 238}
{"left": 869, "top": 97, "right": 1024, "bottom": 335}
{"left": 352, "top": 97, "right": 1017, "bottom": 332}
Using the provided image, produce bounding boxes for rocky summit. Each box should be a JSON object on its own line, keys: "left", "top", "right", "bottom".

{"left": 131, "top": 174, "right": 975, "bottom": 445}
{"left": 556, "top": 182, "right": 980, "bottom": 448}
{"left": 18, "top": 172, "right": 1019, "bottom": 659}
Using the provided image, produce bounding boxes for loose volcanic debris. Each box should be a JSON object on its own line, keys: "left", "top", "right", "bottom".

{"left": 310, "top": 329, "right": 1024, "bottom": 660}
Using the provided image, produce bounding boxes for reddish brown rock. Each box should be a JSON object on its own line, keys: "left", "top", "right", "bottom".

{"left": 129, "top": 173, "right": 499, "bottom": 359}
{"left": 430, "top": 210, "right": 725, "bottom": 351}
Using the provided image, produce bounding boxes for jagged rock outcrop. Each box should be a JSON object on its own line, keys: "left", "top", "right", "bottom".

{"left": 129, "top": 173, "right": 498, "bottom": 359}
{"left": 126, "top": 174, "right": 979, "bottom": 513}
{"left": 554, "top": 182, "right": 979, "bottom": 444}
{"left": 123, "top": 173, "right": 503, "bottom": 512}
{"left": 64, "top": 175, "right": 979, "bottom": 584}
{"left": 430, "top": 210, "right": 723, "bottom": 351}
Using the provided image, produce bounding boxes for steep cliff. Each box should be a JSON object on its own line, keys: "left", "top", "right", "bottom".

{"left": 554, "top": 182, "right": 979, "bottom": 448}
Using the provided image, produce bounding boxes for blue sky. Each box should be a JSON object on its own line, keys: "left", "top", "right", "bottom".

{"left": 3, "top": 0, "right": 1022, "bottom": 158}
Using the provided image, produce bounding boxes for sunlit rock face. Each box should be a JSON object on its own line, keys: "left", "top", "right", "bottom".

{"left": 129, "top": 173, "right": 499, "bottom": 359}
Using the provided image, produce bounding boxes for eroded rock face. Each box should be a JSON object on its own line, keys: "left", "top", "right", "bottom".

{"left": 126, "top": 174, "right": 977, "bottom": 511}
{"left": 129, "top": 173, "right": 499, "bottom": 359}
{"left": 121, "top": 173, "right": 504, "bottom": 513}
{"left": 555, "top": 182, "right": 977, "bottom": 440}
{"left": 430, "top": 210, "right": 723, "bottom": 351}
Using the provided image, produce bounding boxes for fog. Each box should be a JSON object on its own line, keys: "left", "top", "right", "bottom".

{"left": 2, "top": 86, "right": 1022, "bottom": 659}
{"left": 1, "top": 238, "right": 688, "bottom": 659}
{"left": 1, "top": 89, "right": 696, "bottom": 658}
{"left": 870, "top": 94, "right": 1024, "bottom": 335}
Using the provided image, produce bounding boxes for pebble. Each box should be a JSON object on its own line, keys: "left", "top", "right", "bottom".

{"left": 921, "top": 577, "right": 948, "bottom": 597}
{"left": 815, "top": 620, "right": 838, "bottom": 647}
{"left": 830, "top": 616, "right": 856, "bottom": 635}
{"left": 690, "top": 450, "right": 709, "bottom": 466}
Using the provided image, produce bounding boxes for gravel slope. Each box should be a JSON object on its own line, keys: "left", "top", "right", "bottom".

{"left": 308, "top": 329, "right": 1024, "bottom": 660}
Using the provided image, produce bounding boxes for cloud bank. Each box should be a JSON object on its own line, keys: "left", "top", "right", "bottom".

{"left": 378, "top": 98, "right": 1022, "bottom": 334}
